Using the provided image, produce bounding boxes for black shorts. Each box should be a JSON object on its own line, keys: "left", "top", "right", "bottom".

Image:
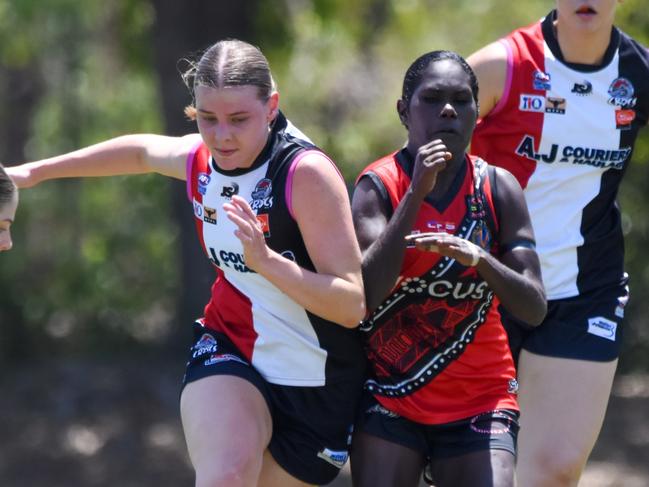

{"left": 181, "top": 322, "right": 363, "bottom": 485}
{"left": 355, "top": 393, "right": 519, "bottom": 459}
{"left": 503, "top": 282, "right": 629, "bottom": 362}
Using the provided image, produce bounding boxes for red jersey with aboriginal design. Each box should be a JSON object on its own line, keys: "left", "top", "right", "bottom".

{"left": 358, "top": 149, "right": 518, "bottom": 424}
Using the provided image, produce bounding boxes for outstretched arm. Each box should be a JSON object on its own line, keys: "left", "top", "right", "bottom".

{"left": 6, "top": 133, "right": 202, "bottom": 187}
{"left": 224, "top": 152, "right": 366, "bottom": 328}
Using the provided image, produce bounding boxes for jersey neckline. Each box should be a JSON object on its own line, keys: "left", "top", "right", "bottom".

{"left": 541, "top": 9, "right": 620, "bottom": 73}
{"left": 395, "top": 148, "right": 469, "bottom": 213}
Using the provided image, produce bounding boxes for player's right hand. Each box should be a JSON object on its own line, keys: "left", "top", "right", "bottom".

{"left": 411, "top": 139, "right": 452, "bottom": 198}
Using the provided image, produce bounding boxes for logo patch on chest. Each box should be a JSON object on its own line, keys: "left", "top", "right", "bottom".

{"left": 250, "top": 178, "right": 274, "bottom": 210}
{"left": 198, "top": 173, "right": 211, "bottom": 195}
{"left": 519, "top": 94, "right": 545, "bottom": 112}
{"left": 533, "top": 70, "right": 551, "bottom": 90}
{"left": 203, "top": 206, "right": 217, "bottom": 225}
{"left": 256, "top": 213, "right": 271, "bottom": 237}
{"left": 545, "top": 96, "right": 566, "bottom": 114}
{"left": 608, "top": 77, "right": 637, "bottom": 108}
{"left": 571, "top": 81, "right": 592, "bottom": 96}
{"left": 220, "top": 182, "right": 239, "bottom": 199}
{"left": 615, "top": 109, "right": 636, "bottom": 130}
{"left": 426, "top": 221, "right": 456, "bottom": 233}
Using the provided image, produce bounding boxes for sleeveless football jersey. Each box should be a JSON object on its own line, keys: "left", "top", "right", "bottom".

{"left": 472, "top": 10, "right": 649, "bottom": 300}
{"left": 186, "top": 113, "right": 365, "bottom": 386}
{"left": 358, "top": 150, "right": 518, "bottom": 425}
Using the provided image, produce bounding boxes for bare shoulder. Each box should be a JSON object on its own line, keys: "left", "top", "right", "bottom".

{"left": 292, "top": 151, "right": 346, "bottom": 196}
{"left": 467, "top": 40, "right": 508, "bottom": 69}
{"left": 468, "top": 41, "right": 509, "bottom": 117}
{"left": 492, "top": 165, "right": 524, "bottom": 203}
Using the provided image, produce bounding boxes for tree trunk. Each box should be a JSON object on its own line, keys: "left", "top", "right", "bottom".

{"left": 150, "top": 0, "right": 260, "bottom": 352}
{"left": 0, "top": 64, "right": 44, "bottom": 361}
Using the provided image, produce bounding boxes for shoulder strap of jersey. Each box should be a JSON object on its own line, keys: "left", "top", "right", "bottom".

{"left": 472, "top": 157, "right": 499, "bottom": 243}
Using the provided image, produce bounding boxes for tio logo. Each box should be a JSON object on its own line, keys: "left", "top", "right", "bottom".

{"left": 519, "top": 94, "right": 545, "bottom": 112}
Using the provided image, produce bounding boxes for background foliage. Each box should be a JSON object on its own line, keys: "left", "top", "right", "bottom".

{"left": 0, "top": 0, "right": 647, "bottom": 373}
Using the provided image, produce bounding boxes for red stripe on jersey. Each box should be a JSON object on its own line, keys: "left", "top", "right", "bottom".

{"left": 189, "top": 143, "right": 258, "bottom": 361}
{"left": 472, "top": 20, "right": 546, "bottom": 189}
{"left": 186, "top": 140, "right": 203, "bottom": 202}
{"left": 204, "top": 268, "right": 257, "bottom": 361}
{"left": 190, "top": 144, "right": 210, "bottom": 257}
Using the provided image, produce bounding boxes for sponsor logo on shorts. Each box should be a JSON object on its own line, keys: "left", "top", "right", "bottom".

{"left": 192, "top": 333, "right": 218, "bottom": 358}
{"left": 317, "top": 447, "right": 349, "bottom": 469}
{"left": 365, "top": 403, "right": 400, "bottom": 418}
{"left": 615, "top": 293, "right": 628, "bottom": 318}
{"left": 204, "top": 353, "right": 248, "bottom": 367}
{"left": 587, "top": 316, "right": 617, "bottom": 341}
{"left": 519, "top": 94, "right": 545, "bottom": 112}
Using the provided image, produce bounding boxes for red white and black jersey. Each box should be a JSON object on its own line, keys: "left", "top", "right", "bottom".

{"left": 358, "top": 150, "right": 518, "bottom": 425}
{"left": 186, "top": 113, "right": 365, "bottom": 387}
{"left": 472, "top": 10, "right": 649, "bottom": 300}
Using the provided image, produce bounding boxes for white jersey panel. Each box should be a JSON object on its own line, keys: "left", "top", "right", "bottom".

{"left": 199, "top": 160, "right": 327, "bottom": 385}
{"left": 525, "top": 45, "right": 621, "bottom": 299}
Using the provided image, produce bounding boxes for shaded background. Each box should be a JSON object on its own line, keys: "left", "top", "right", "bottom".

{"left": 0, "top": 0, "right": 647, "bottom": 485}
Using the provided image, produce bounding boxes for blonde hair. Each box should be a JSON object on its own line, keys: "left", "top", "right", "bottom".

{"left": 182, "top": 39, "right": 276, "bottom": 120}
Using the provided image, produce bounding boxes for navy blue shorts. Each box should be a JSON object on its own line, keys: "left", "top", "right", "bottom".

{"left": 181, "top": 322, "right": 363, "bottom": 485}
{"left": 503, "top": 282, "right": 629, "bottom": 362}
{"left": 355, "top": 393, "right": 519, "bottom": 459}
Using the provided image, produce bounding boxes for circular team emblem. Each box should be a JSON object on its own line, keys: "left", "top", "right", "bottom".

{"left": 251, "top": 178, "right": 273, "bottom": 200}
{"left": 608, "top": 77, "right": 637, "bottom": 107}
{"left": 608, "top": 77, "right": 634, "bottom": 99}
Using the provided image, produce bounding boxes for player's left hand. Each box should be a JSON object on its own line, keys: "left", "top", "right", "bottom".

{"left": 405, "top": 232, "right": 483, "bottom": 267}
{"left": 223, "top": 195, "right": 271, "bottom": 272}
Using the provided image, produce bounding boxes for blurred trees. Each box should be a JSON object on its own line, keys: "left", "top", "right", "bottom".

{"left": 0, "top": 0, "right": 647, "bottom": 370}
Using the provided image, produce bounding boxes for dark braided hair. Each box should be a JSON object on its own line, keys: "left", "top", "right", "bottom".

{"left": 401, "top": 50, "right": 479, "bottom": 112}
